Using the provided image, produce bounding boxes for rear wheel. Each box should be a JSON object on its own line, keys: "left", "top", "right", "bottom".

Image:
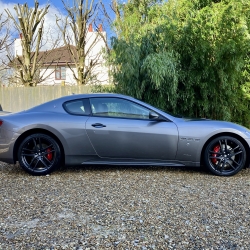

{"left": 18, "top": 133, "right": 61, "bottom": 175}
{"left": 204, "top": 136, "right": 246, "bottom": 176}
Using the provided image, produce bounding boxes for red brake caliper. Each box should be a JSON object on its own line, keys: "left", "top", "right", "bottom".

{"left": 46, "top": 148, "right": 53, "bottom": 161}
{"left": 212, "top": 145, "right": 220, "bottom": 164}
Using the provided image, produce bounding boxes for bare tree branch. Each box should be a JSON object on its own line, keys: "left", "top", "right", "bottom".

{"left": 56, "top": 0, "right": 108, "bottom": 85}
{"left": 0, "top": 12, "right": 13, "bottom": 86}
{"left": 4, "top": 1, "right": 62, "bottom": 87}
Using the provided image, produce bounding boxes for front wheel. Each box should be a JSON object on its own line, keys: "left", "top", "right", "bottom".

{"left": 204, "top": 136, "right": 246, "bottom": 176}
{"left": 18, "top": 133, "right": 61, "bottom": 175}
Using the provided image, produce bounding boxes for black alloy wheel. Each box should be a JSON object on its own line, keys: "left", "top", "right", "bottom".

{"left": 18, "top": 133, "right": 61, "bottom": 175}
{"left": 204, "top": 136, "right": 246, "bottom": 176}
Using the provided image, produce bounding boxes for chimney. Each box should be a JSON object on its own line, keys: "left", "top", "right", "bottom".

{"left": 88, "top": 24, "right": 93, "bottom": 32}
{"left": 98, "top": 24, "right": 103, "bottom": 32}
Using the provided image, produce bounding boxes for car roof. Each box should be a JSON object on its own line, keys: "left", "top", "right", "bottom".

{"left": 56, "top": 93, "right": 131, "bottom": 101}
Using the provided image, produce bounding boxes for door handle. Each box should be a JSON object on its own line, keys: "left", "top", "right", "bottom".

{"left": 91, "top": 123, "right": 106, "bottom": 128}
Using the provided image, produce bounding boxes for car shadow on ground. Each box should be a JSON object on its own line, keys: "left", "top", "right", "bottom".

{"left": 0, "top": 162, "right": 206, "bottom": 175}
{"left": 1, "top": 162, "right": 249, "bottom": 177}
{"left": 57, "top": 164, "right": 210, "bottom": 175}
{"left": 60, "top": 164, "right": 250, "bottom": 178}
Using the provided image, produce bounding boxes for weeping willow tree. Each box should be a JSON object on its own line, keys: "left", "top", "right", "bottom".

{"left": 108, "top": 0, "right": 250, "bottom": 126}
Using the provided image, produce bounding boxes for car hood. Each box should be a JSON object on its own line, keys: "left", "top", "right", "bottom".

{"left": 172, "top": 117, "right": 250, "bottom": 136}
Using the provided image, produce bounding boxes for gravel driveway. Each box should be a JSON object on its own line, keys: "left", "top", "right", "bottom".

{"left": 0, "top": 163, "right": 249, "bottom": 249}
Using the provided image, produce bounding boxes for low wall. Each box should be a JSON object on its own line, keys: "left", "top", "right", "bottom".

{"left": 0, "top": 85, "right": 92, "bottom": 112}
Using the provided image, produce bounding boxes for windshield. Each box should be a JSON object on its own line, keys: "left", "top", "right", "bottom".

{"left": 134, "top": 98, "right": 183, "bottom": 118}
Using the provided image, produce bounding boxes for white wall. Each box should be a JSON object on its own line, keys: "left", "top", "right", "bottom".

{"left": 39, "top": 64, "right": 109, "bottom": 86}
{"left": 39, "top": 66, "right": 77, "bottom": 86}
{"left": 14, "top": 38, "right": 22, "bottom": 57}
{"left": 85, "top": 30, "right": 109, "bottom": 84}
{"left": 14, "top": 28, "right": 110, "bottom": 85}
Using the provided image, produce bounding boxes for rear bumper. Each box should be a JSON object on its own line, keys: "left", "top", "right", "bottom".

{"left": 0, "top": 111, "right": 11, "bottom": 116}
{"left": 0, "top": 146, "right": 15, "bottom": 164}
{"left": 0, "top": 130, "right": 19, "bottom": 164}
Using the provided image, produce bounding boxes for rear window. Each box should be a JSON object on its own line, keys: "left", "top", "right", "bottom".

{"left": 63, "top": 99, "right": 91, "bottom": 115}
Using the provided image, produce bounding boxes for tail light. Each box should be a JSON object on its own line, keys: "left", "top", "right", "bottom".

{"left": 0, "top": 120, "right": 3, "bottom": 126}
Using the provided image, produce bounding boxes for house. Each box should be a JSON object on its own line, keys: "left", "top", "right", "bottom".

{"left": 14, "top": 24, "right": 109, "bottom": 86}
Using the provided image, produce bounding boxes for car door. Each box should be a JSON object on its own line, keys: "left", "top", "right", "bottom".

{"left": 85, "top": 97, "right": 179, "bottom": 160}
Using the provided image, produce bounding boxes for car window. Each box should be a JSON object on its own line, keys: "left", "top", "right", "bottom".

{"left": 90, "top": 97, "right": 151, "bottom": 119}
{"left": 63, "top": 99, "right": 91, "bottom": 115}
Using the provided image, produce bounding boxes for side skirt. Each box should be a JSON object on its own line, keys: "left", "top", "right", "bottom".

{"left": 64, "top": 155, "right": 200, "bottom": 167}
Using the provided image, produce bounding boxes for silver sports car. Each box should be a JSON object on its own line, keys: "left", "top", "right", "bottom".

{"left": 0, "top": 93, "right": 249, "bottom": 176}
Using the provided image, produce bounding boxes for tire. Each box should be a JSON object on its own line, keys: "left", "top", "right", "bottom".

{"left": 204, "top": 136, "right": 246, "bottom": 176}
{"left": 18, "top": 133, "right": 61, "bottom": 176}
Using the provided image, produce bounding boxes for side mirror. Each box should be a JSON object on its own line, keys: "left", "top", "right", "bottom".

{"left": 149, "top": 111, "right": 159, "bottom": 120}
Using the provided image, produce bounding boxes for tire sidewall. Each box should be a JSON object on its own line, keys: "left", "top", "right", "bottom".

{"left": 204, "top": 136, "right": 246, "bottom": 176}
{"left": 18, "top": 133, "right": 61, "bottom": 176}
